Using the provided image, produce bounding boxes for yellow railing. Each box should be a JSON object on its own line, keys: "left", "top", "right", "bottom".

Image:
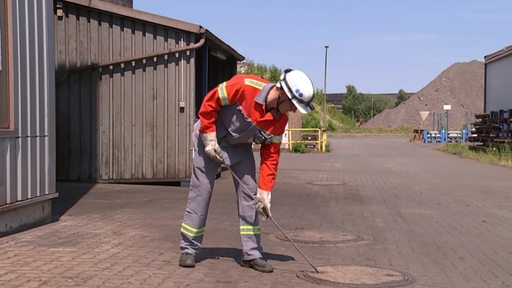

{"left": 284, "top": 128, "right": 328, "bottom": 152}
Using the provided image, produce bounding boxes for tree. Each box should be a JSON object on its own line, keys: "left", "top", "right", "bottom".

{"left": 268, "top": 65, "right": 281, "bottom": 83}
{"left": 238, "top": 61, "right": 282, "bottom": 82}
{"left": 395, "top": 89, "right": 410, "bottom": 107}
{"left": 360, "top": 94, "right": 393, "bottom": 121}
{"left": 342, "top": 84, "right": 363, "bottom": 120}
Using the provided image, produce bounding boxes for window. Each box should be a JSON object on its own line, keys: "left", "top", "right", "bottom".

{"left": 0, "top": 1, "right": 9, "bottom": 129}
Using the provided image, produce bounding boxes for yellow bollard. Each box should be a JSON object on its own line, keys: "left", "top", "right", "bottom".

{"left": 289, "top": 129, "right": 293, "bottom": 152}
{"left": 321, "top": 128, "right": 327, "bottom": 152}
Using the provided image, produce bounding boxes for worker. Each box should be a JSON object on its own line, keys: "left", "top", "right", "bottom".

{"left": 179, "top": 69, "right": 315, "bottom": 273}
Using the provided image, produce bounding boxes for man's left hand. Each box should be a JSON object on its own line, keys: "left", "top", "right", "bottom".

{"left": 256, "top": 188, "right": 272, "bottom": 220}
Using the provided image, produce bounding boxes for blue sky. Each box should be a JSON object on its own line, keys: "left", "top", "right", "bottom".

{"left": 133, "top": 0, "right": 512, "bottom": 94}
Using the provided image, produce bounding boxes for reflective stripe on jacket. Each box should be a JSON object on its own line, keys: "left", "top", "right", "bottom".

{"left": 198, "top": 74, "right": 288, "bottom": 191}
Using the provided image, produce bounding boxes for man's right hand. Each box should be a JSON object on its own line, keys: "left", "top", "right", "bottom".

{"left": 200, "top": 132, "right": 224, "bottom": 164}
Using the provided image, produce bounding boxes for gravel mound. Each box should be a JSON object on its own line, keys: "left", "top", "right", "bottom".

{"left": 363, "top": 60, "right": 484, "bottom": 130}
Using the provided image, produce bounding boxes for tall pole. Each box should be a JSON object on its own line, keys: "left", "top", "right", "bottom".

{"left": 323, "top": 45, "right": 329, "bottom": 128}
{"left": 446, "top": 110, "right": 449, "bottom": 132}
{"left": 443, "top": 104, "right": 451, "bottom": 142}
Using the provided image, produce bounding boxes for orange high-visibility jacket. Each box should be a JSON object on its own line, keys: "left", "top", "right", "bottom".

{"left": 198, "top": 74, "right": 289, "bottom": 192}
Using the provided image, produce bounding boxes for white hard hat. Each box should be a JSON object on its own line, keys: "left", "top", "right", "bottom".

{"left": 278, "top": 69, "right": 315, "bottom": 113}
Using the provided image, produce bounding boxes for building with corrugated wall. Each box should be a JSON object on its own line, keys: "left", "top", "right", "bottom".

{"left": 100, "top": 0, "right": 132, "bottom": 7}
{"left": 484, "top": 45, "right": 512, "bottom": 112}
{"left": 0, "top": 0, "right": 57, "bottom": 236}
{"left": 1, "top": 0, "right": 245, "bottom": 235}
{"left": 55, "top": 0, "right": 244, "bottom": 183}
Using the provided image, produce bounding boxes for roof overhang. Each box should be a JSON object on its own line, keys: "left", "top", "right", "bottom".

{"left": 484, "top": 45, "right": 512, "bottom": 64}
{"left": 62, "top": 0, "right": 244, "bottom": 61}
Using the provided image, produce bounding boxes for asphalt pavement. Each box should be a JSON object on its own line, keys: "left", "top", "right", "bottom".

{"left": 1, "top": 136, "right": 511, "bottom": 288}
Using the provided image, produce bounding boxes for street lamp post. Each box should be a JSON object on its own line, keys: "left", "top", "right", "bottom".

{"left": 323, "top": 45, "right": 329, "bottom": 128}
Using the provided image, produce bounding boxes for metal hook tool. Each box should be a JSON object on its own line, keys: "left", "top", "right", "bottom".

{"left": 227, "top": 166, "right": 320, "bottom": 273}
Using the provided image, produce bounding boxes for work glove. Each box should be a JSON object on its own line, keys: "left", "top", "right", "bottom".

{"left": 256, "top": 188, "right": 272, "bottom": 221}
{"left": 200, "top": 132, "right": 224, "bottom": 164}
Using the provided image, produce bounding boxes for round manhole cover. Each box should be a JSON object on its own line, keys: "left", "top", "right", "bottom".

{"left": 274, "top": 230, "right": 367, "bottom": 245}
{"left": 297, "top": 265, "right": 415, "bottom": 287}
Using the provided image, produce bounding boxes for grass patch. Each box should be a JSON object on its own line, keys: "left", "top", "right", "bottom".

{"left": 438, "top": 143, "right": 512, "bottom": 168}
{"left": 332, "top": 125, "right": 412, "bottom": 136}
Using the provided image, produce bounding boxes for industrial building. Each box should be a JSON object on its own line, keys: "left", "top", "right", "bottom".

{"left": 1, "top": 0, "right": 244, "bottom": 235}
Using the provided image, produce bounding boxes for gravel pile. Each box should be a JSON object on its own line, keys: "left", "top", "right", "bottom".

{"left": 363, "top": 60, "right": 484, "bottom": 130}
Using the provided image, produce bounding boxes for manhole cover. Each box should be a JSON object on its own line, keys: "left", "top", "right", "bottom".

{"left": 297, "top": 265, "right": 415, "bottom": 287}
{"left": 274, "top": 230, "right": 367, "bottom": 245}
{"left": 310, "top": 181, "right": 343, "bottom": 186}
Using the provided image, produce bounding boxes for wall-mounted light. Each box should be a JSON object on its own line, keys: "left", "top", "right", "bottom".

{"left": 56, "top": 0, "right": 64, "bottom": 19}
{"left": 210, "top": 49, "right": 227, "bottom": 61}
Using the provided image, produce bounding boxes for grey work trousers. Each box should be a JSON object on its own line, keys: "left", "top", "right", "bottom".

{"left": 179, "top": 127, "right": 263, "bottom": 260}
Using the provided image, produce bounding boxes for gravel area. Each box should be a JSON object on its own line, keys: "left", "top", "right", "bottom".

{"left": 363, "top": 60, "right": 484, "bottom": 130}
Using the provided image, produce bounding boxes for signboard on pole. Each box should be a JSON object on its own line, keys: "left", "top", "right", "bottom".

{"left": 419, "top": 111, "right": 429, "bottom": 122}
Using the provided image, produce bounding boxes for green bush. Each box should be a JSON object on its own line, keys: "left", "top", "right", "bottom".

{"left": 291, "top": 142, "right": 308, "bottom": 153}
{"left": 325, "top": 140, "right": 332, "bottom": 152}
{"left": 326, "top": 120, "right": 337, "bottom": 132}
{"left": 302, "top": 112, "right": 321, "bottom": 129}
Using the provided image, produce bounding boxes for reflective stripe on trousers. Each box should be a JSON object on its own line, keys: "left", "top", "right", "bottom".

{"left": 180, "top": 125, "right": 263, "bottom": 260}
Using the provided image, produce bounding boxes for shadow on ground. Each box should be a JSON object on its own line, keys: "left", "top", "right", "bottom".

{"left": 52, "top": 182, "right": 96, "bottom": 221}
{"left": 197, "top": 247, "right": 295, "bottom": 264}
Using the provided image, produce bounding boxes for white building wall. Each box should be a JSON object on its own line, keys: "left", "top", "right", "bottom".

{"left": 485, "top": 50, "right": 512, "bottom": 112}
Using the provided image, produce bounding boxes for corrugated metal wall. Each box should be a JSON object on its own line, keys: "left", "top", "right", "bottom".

{"left": 0, "top": 0, "right": 56, "bottom": 207}
{"left": 485, "top": 53, "right": 512, "bottom": 112}
{"left": 99, "top": 0, "right": 132, "bottom": 8}
{"left": 55, "top": 1, "right": 198, "bottom": 182}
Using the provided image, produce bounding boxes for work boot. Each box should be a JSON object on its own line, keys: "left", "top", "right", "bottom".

{"left": 179, "top": 253, "right": 195, "bottom": 268}
{"left": 240, "top": 258, "right": 274, "bottom": 273}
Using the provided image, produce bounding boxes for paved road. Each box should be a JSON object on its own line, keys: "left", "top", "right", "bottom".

{"left": 1, "top": 136, "right": 511, "bottom": 287}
